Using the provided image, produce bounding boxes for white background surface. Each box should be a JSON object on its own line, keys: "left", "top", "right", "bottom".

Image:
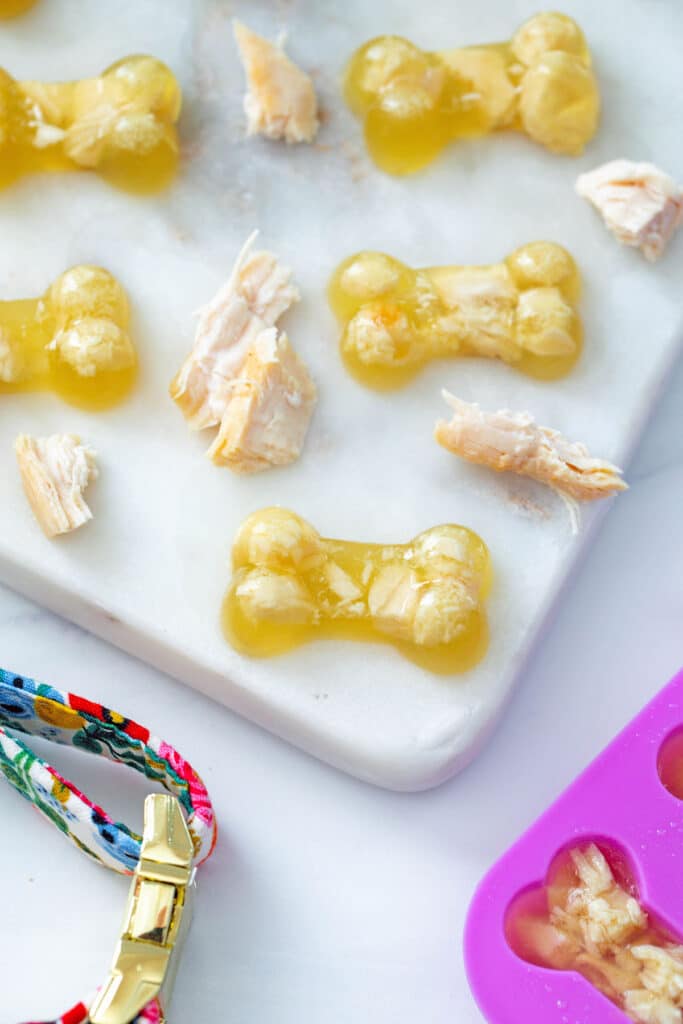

{"left": 2, "top": 352, "right": 682, "bottom": 1022}
{"left": 1, "top": 0, "right": 683, "bottom": 1020}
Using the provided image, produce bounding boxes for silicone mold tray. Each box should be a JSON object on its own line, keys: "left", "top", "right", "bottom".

{"left": 465, "top": 666, "right": 683, "bottom": 1024}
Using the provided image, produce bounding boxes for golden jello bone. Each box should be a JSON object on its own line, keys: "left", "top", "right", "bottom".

{"left": 344, "top": 11, "right": 600, "bottom": 174}
{"left": 15, "top": 433, "right": 98, "bottom": 539}
{"left": 512, "top": 843, "right": 683, "bottom": 1024}
{"left": 576, "top": 160, "right": 683, "bottom": 261}
{"left": 0, "top": 55, "right": 181, "bottom": 192}
{"left": 0, "top": 0, "right": 38, "bottom": 17}
{"left": 0, "top": 265, "right": 137, "bottom": 411}
{"left": 171, "top": 233, "right": 316, "bottom": 473}
{"left": 435, "top": 392, "right": 627, "bottom": 502}
{"left": 328, "top": 241, "right": 582, "bottom": 390}
{"left": 233, "top": 20, "right": 319, "bottom": 144}
{"left": 223, "top": 508, "right": 492, "bottom": 673}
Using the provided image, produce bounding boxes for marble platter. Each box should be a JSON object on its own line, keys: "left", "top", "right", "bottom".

{"left": 0, "top": 0, "right": 681, "bottom": 790}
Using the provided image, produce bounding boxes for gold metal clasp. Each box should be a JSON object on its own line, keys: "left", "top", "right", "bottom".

{"left": 89, "top": 793, "right": 195, "bottom": 1024}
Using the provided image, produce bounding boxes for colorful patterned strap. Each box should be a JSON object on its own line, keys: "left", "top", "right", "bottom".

{"left": 23, "top": 996, "right": 163, "bottom": 1024}
{"left": 0, "top": 667, "right": 217, "bottom": 1024}
{"left": 0, "top": 668, "right": 216, "bottom": 872}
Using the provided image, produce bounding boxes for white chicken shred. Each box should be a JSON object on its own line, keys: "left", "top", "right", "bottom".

{"left": 233, "top": 20, "right": 319, "bottom": 144}
{"left": 208, "top": 329, "right": 317, "bottom": 473}
{"left": 15, "top": 433, "right": 98, "bottom": 539}
{"left": 576, "top": 160, "right": 683, "bottom": 261}
{"left": 170, "top": 233, "right": 316, "bottom": 473}
{"left": 435, "top": 391, "right": 626, "bottom": 502}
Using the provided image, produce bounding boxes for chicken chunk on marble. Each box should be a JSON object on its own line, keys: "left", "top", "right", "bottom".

{"left": 435, "top": 392, "right": 626, "bottom": 502}
{"left": 15, "top": 433, "right": 98, "bottom": 538}
{"left": 170, "top": 233, "right": 316, "bottom": 472}
{"left": 233, "top": 21, "right": 319, "bottom": 144}
{"left": 208, "top": 329, "right": 317, "bottom": 472}
{"left": 576, "top": 160, "right": 683, "bottom": 261}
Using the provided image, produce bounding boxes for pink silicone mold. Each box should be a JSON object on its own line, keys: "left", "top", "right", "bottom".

{"left": 465, "top": 666, "right": 683, "bottom": 1024}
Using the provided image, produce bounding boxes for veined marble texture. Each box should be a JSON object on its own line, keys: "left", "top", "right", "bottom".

{"left": 0, "top": 0, "right": 681, "bottom": 790}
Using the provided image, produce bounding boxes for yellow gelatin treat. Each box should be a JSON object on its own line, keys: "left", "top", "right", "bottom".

{"left": 0, "top": 55, "right": 181, "bottom": 192}
{"left": 329, "top": 241, "right": 582, "bottom": 389}
{"left": 223, "top": 508, "right": 492, "bottom": 674}
{"left": 0, "top": 266, "right": 137, "bottom": 411}
{"left": 344, "top": 11, "right": 600, "bottom": 174}
{"left": 0, "top": 0, "right": 38, "bottom": 17}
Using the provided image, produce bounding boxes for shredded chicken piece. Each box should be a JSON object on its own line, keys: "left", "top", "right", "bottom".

{"left": 234, "top": 567, "right": 317, "bottom": 625}
{"left": 15, "top": 433, "right": 98, "bottom": 538}
{"left": 631, "top": 946, "right": 683, "bottom": 1003}
{"left": 171, "top": 233, "right": 299, "bottom": 430}
{"left": 552, "top": 846, "right": 647, "bottom": 957}
{"left": 233, "top": 20, "right": 319, "bottom": 144}
{"left": 170, "top": 233, "right": 316, "bottom": 472}
{"left": 47, "top": 318, "right": 135, "bottom": 377}
{"left": 624, "top": 989, "right": 682, "bottom": 1024}
{"left": 435, "top": 391, "right": 627, "bottom": 502}
{"left": 208, "top": 329, "right": 316, "bottom": 473}
{"left": 576, "top": 160, "right": 683, "bottom": 261}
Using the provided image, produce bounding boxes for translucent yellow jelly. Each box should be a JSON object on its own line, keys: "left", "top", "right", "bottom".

{"left": 329, "top": 241, "right": 582, "bottom": 390}
{"left": 507, "top": 844, "right": 681, "bottom": 1020}
{"left": 0, "top": 265, "right": 137, "bottom": 411}
{"left": 223, "top": 508, "right": 492, "bottom": 674}
{"left": 0, "top": 0, "right": 38, "bottom": 17}
{"left": 344, "top": 12, "right": 600, "bottom": 174}
{"left": 0, "top": 55, "right": 181, "bottom": 193}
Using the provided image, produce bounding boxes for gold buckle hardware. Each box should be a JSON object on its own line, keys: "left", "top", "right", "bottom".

{"left": 89, "top": 793, "right": 195, "bottom": 1024}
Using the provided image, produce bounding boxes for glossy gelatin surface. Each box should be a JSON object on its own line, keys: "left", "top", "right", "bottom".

{"left": 223, "top": 507, "right": 492, "bottom": 674}
{"left": 506, "top": 842, "right": 683, "bottom": 1023}
{"left": 0, "top": 265, "right": 137, "bottom": 411}
{"left": 0, "top": 0, "right": 38, "bottom": 17}
{"left": 344, "top": 12, "right": 600, "bottom": 174}
{"left": 329, "top": 241, "right": 582, "bottom": 389}
{"left": 0, "top": 55, "right": 181, "bottom": 192}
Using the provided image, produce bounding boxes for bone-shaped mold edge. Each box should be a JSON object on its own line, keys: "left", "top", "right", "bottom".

{"left": 464, "top": 666, "right": 683, "bottom": 1024}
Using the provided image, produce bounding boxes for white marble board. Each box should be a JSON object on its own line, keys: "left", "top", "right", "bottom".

{"left": 0, "top": 0, "right": 681, "bottom": 790}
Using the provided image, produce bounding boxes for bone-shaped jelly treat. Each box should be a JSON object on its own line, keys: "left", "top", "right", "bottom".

{"left": 223, "top": 508, "right": 492, "bottom": 674}
{"left": 344, "top": 11, "right": 600, "bottom": 174}
{"left": 506, "top": 843, "right": 683, "bottom": 1024}
{"left": 465, "top": 665, "right": 683, "bottom": 1024}
{"left": 0, "top": 265, "right": 137, "bottom": 410}
{"left": 0, "top": 0, "right": 38, "bottom": 17}
{"left": 328, "top": 242, "right": 582, "bottom": 389}
{"left": 0, "top": 55, "right": 181, "bottom": 192}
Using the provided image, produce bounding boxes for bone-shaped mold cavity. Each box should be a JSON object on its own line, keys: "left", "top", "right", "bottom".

{"left": 0, "top": 55, "right": 181, "bottom": 192}
{"left": 328, "top": 242, "right": 582, "bottom": 389}
{"left": 0, "top": 265, "right": 137, "bottom": 410}
{"left": 343, "top": 12, "right": 600, "bottom": 175}
{"left": 657, "top": 730, "right": 683, "bottom": 801}
{"left": 465, "top": 668, "right": 683, "bottom": 1024}
{"left": 222, "top": 507, "right": 492, "bottom": 673}
{"left": 506, "top": 841, "right": 683, "bottom": 1024}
